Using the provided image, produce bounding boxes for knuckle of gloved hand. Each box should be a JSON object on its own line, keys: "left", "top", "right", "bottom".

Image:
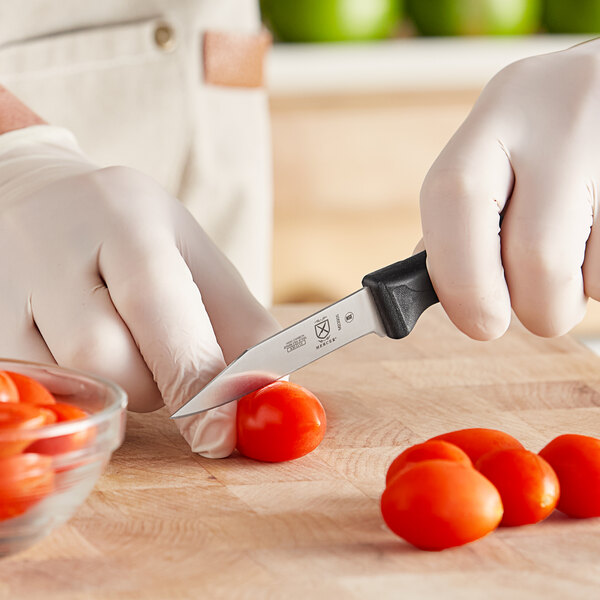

{"left": 563, "top": 49, "right": 600, "bottom": 91}
{"left": 487, "top": 54, "right": 542, "bottom": 92}
{"left": 503, "top": 231, "right": 570, "bottom": 289}
{"left": 56, "top": 325, "right": 123, "bottom": 373}
{"left": 94, "top": 166, "right": 175, "bottom": 217}
{"left": 421, "top": 166, "right": 480, "bottom": 208}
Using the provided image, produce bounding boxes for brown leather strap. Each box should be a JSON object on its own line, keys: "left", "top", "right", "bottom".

{"left": 203, "top": 29, "right": 272, "bottom": 88}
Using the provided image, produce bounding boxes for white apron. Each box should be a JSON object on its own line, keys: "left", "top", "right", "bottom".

{"left": 0, "top": 0, "right": 273, "bottom": 305}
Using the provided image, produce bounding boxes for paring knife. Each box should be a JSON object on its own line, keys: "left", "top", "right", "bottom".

{"left": 171, "top": 250, "right": 439, "bottom": 419}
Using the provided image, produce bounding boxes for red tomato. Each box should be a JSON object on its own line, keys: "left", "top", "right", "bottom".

{"left": 539, "top": 434, "right": 600, "bottom": 518}
{"left": 476, "top": 448, "right": 559, "bottom": 526}
{"left": 386, "top": 440, "right": 472, "bottom": 487}
{"left": 236, "top": 381, "right": 326, "bottom": 462}
{"left": 0, "top": 453, "right": 54, "bottom": 521}
{"left": 381, "top": 460, "right": 503, "bottom": 550}
{"left": 0, "top": 404, "right": 49, "bottom": 457}
{"left": 27, "top": 403, "right": 92, "bottom": 456}
{"left": 5, "top": 372, "right": 56, "bottom": 406}
{"left": 0, "top": 372, "right": 19, "bottom": 403}
{"left": 429, "top": 428, "right": 524, "bottom": 464}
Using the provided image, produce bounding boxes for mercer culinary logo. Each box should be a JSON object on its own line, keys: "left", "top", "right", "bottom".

{"left": 314, "top": 317, "right": 330, "bottom": 340}
{"left": 314, "top": 316, "right": 337, "bottom": 350}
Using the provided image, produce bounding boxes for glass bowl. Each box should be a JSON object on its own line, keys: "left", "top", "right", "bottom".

{"left": 0, "top": 359, "right": 127, "bottom": 557}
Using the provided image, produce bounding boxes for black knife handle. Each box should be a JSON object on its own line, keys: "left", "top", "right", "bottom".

{"left": 361, "top": 250, "right": 439, "bottom": 339}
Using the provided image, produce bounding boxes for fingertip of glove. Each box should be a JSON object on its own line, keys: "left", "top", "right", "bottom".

{"left": 177, "top": 402, "right": 237, "bottom": 460}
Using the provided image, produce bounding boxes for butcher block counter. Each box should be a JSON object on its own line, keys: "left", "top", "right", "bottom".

{"left": 1, "top": 304, "right": 600, "bottom": 599}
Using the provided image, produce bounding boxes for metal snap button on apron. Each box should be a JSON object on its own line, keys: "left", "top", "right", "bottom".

{"left": 154, "top": 22, "right": 176, "bottom": 52}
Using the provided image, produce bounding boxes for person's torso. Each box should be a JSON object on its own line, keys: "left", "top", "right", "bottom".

{"left": 0, "top": 0, "right": 260, "bottom": 46}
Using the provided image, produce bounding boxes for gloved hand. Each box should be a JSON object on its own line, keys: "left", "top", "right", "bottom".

{"left": 420, "top": 39, "right": 600, "bottom": 341}
{"left": 0, "top": 125, "right": 280, "bottom": 458}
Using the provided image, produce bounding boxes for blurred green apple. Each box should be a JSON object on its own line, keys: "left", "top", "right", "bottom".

{"left": 260, "top": 0, "right": 402, "bottom": 42}
{"left": 406, "top": 0, "right": 541, "bottom": 36}
{"left": 544, "top": 0, "right": 600, "bottom": 33}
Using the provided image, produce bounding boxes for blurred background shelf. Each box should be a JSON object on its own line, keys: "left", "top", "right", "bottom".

{"left": 267, "top": 35, "right": 600, "bottom": 339}
{"left": 266, "top": 35, "right": 587, "bottom": 95}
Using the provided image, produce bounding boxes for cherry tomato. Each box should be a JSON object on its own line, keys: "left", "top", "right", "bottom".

{"left": 236, "top": 381, "right": 326, "bottom": 462}
{"left": 476, "top": 448, "right": 559, "bottom": 526}
{"left": 429, "top": 428, "right": 524, "bottom": 464}
{"left": 0, "top": 453, "right": 55, "bottom": 521}
{"left": 0, "top": 372, "right": 18, "bottom": 403}
{"left": 0, "top": 404, "right": 49, "bottom": 457}
{"left": 386, "top": 440, "right": 472, "bottom": 487}
{"left": 381, "top": 460, "right": 503, "bottom": 550}
{"left": 27, "top": 403, "right": 92, "bottom": 456}
{"left": 539, "top": 434, "right": 600, "bottom": 518}
{"left": 5, "top": 372, "right": 56, "bottom": 406}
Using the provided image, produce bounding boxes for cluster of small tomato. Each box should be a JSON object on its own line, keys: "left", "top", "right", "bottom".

{"left": 381, "top": 428, "right": 600, "bottom": 551}
{"left": 0, "top": 371, "right": 90, "bottom": 522}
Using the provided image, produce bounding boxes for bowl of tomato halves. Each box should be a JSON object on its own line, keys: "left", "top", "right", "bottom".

{"left": 0, "top": 359, "right": 127, "bottom": 556}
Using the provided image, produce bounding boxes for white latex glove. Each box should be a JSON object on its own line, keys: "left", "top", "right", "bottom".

{"left": 420, "top": 39, "right": 600, "bottom": 341}
{"left": 0, "top": 125, "right": 279, "bottom": 458}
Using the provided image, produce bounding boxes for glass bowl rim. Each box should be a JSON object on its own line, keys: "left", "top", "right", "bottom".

{"left": 0, "top": 358, "right": 127, "bottom": 440}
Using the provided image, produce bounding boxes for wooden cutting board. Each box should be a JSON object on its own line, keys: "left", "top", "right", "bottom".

{"left": 2, "top": 304, "right": 600, "bottom": 600}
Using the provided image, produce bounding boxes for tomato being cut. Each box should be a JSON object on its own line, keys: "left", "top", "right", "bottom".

{"left": 27, "top": 403, "right": 92, "bottom": 456}
{"left": 539, "top": 434, "right": 600, "bottom": 518}
{"left": 236, "top": 381, "right": 326, "bottom": 462}
{"left": 6, "top": 372, "right": 56, "bottom": 406}
{"left": 381, "top": 459, "right": 503, "bottom": 550}
{"left": 0, "top": 372, "right": 19, "bottom": 404}
{"left": 0, "top": 404, "right": 50, "bottom": 457}
{"left": 476, "top": 448, "right": 559, "bottom": 526}
{"left": 385, "top": 440, "right": 472, "bottom": 486}
{"left": 0, "top": 453, "right": 55, "bottom": 521}
{"left": 429, "top": 428, "right": 524, "bottom": 464}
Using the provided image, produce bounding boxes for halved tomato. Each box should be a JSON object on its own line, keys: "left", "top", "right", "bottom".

{"left": 0, "top": 453, "right": 54, "bottom": 521}
{"left": 0, "top": 404, "right": 49, "bottom": 457}
{"left": 6, "top": 372, "right": 56, "bottom": 406}
{"left": 27, "top": 403, "right": 92, "bottom": 456}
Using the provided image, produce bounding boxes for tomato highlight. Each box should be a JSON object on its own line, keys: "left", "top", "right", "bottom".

{"left": 0, "top": 372, "right": 19, "bottom": 404}
{"left": 386, "top": 440, "right": 472, "bottom": 487}
{"left": 429, "top": 428, "right": 524, "bottom": 464}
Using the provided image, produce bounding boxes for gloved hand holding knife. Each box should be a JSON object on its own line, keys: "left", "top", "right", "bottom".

{"left": 175, "top": 38, "right": 600, "bottom": 418}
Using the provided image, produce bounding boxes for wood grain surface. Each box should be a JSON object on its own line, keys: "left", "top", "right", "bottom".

{"left": 1, "top": 304, "right": 600, "bottom": 600}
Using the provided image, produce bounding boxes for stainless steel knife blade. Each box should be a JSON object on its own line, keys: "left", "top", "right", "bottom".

{"left": 170, "top": 287, "right": 386, "bottom": 418}
{"left": 171, "top": 250, "right": 439, "bottom": 419}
